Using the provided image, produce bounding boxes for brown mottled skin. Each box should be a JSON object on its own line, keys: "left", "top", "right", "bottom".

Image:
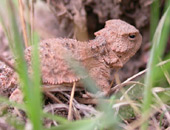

{"left": 25, "top": 19, "right": 142, "bottom": 93}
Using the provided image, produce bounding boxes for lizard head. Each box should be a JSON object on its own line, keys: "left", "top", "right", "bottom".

{"left": 94, "top": 19, "right": 142, "bottom": 68}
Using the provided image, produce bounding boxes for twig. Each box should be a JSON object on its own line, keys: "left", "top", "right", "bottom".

{"left": 68, "top": 82, "right": 76, "bottom": 120}
{"left": 110, "top": 59, "right": 170, "bottom": 94}
{"left": 44, "top": 91, "right": 63, "bottom": 104}
{"left": 75, "top": 98, "right": 97, "bottom": 105}
{"left": 157, "top": 59, "right": 170, "bottom": 66}
{"left": 110, "top": 69, "right": 147, "bottom": 94}
{"left": 18, "top": 0, "right": 29, "bottom": 47}
{"left": 30, "top": 0, "right": 34, "bottom": 45}
{"left": 42, "top": 85, "right": 83, "bottom": 92}
{"left": 0, "top": 55, "right": 16, "bottom": 71}
{"left": 152, "top": 91, "right": 170, "bottom": 124}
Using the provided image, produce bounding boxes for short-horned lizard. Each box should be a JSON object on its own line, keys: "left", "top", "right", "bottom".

{"left": 25, "top": 19, "right": 142, "bottom": 94}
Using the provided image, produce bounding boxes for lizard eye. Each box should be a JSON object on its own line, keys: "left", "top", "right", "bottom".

{"left": 128, "top": 34, "right": 136, "bottom": 41}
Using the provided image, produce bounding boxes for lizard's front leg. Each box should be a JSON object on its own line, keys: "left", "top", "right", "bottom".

{"left": 89, "top": 65, "right": 111, "bottom": 96}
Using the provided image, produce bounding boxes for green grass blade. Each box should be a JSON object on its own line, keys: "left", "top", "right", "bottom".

{"left": 44, "top": 119, "right": 96, "bottom": 130}
{"left": 64, "top": 54, "right": 99, "bottom": 93}
{"left": 141, "top": 6, "right": 170, "bottom": 130}
{"left": 3, "top": 1, "right": 43, "bottom": 129}
{"left": 150, "top": 0, "right": 160, "bottom": 40}
{"left": 0, "top": 96, "right": 25, "bottom": 110}
{"left": 42, "top": 112, "right": 68, "bottom": 124}
{"left": 28, "top": 31, "right": 42, "bottom": 129}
